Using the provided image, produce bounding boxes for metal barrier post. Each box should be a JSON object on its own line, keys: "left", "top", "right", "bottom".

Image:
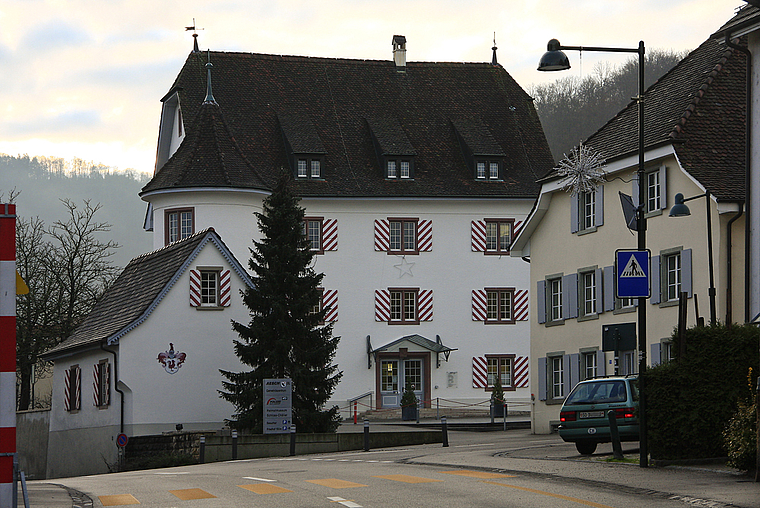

{"left": 290, "top": 424, "right": 296, "bottom": 456}
{"left": 354, "top": 401, "right": 358, "bottom": 424}
{"left": 607, "top": 411, "right": 624, "bottom": 459}
{"left": 436, "top": 398, "right": 439, "bottom": 420}
{"left": 199, "top": 436, "right": 206, "bottom": 464}
{"left": 232, "top": 430, "right": 238, "bottom": 460}
{"left": 20, "top": 470, "right": 29, "bottom": 508}
{"left": 441, "top": 416, "right": 449, "bottom": 447}
{"left": 363, "top": 419, "right": 370, "bottom": 452}
{"left": 503, "top": 402, "right": 507, "bottom": 431}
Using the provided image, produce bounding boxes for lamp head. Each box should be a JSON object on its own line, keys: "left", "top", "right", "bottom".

{"left": 669, "top": 193, "right": 691, "bottom": 217}
{"left": 538, "top": 39, "right": 571, "bottom": 71}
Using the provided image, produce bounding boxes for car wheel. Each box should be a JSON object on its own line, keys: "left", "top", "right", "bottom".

{"left": 575, "top": 441, "right": 597, "bottom": 455}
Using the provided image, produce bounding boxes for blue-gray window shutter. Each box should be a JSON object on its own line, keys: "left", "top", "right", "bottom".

{"left": 603, "top": 266, "right": 615, "bottom": 311}
{"left": 595, "top": 268, "right": 604, "bottom": 314}
{"left": 563, "top": 354, "right": 572, "bottom": 397}
{"left": 595, "top": 186, "right": 604, "bottom": 226}
{"left": 537, "top": 280, "right": 546, "bottom": 324}
{"left": 570, "top": 194, "right": 579, "bottom": 233}
{"left": 681, "top": 248, "right": 692, "bottom": 297}
{"left": 650, "top": 343, "right": 661, "bottom": 366}
{"left": 596, "top": 350, "right": 606, "bottom": 377}
{"left": 538, "top": 357, "right": 547, "bottom": 401}
{"left": 569, "top": 353, "right": 580, "bottom": 390}
{"left": 650, "top": 255, "right": 661, "bottom": 304}
{"left": 563, "top": 274, "right": 578, "bottom": 319}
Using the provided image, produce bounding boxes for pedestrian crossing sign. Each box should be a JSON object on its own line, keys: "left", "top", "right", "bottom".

{"left": 615, "top": 249, "right": 650, "bottom": 298}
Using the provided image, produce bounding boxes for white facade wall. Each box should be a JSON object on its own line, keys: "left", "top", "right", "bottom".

{"left": 146, "top": 191, "right": 536, "bottom": 413}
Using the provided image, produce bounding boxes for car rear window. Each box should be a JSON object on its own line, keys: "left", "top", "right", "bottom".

{"left": 565, "top": 380, "right": 627, "bottom": 405}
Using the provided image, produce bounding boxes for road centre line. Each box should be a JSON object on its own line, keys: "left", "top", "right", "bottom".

{"left": 242, "top": 476, "right": 276, "bottom": 482}
{"left": 328, "top": 496, "right": 363, "bottom": 508}
{"left": 453, "top": 443, "right": 495, "bottom": 448}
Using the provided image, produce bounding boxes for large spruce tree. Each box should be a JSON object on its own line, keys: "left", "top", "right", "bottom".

{"left": 220, "top": 176, "right": 342, "bottom": 433}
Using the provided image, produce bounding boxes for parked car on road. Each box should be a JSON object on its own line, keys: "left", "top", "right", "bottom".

{"left": 558, "top": 375, "right": 639, "bottom": 455}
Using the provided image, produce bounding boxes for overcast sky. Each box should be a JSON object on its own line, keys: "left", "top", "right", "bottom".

{"left": 0, "top": 0, "right": 743, "bottom": 174}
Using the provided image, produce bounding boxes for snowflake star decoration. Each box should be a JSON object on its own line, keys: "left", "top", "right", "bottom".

{"left": 555, "top": 143, "right": 607, "bottom": 196}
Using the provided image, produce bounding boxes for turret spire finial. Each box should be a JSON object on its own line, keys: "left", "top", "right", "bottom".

{"left": 204, "top": 50, "right": 216, "bottom": 104}
{"left": 491, "top": 32, "right": 498, "bottom": 66}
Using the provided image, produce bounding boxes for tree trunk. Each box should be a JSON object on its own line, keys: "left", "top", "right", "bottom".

{"left": 17, "top": 366, "right": 32, "bottom": 411}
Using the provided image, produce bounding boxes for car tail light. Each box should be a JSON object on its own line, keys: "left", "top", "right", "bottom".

{"left": 614, "top": 407, "right": 635, "bottom": 419}
{"left": 560, "top": 411, "right": 576, "bottom": 422}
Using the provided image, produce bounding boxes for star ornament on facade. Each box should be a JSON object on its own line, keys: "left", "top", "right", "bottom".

{"left": 394, "top": 256, "right": 415, "bottom": 278}
{"left": 556, "top": 142, "right": 607, "bottom": 196}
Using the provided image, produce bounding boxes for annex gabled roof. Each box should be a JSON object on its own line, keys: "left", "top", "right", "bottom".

{"left": 142, "top": 49, "right": 554, "bottom": 199}
{"left": 579, "top": 36, "right": 746, "bottom": 202}
{"left": 43, "top": 229, "right": 253, "bottom": 359}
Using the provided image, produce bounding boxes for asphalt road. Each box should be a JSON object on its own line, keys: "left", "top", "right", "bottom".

{"left": 40, "top": 428, "right": 757, "bottom": 508}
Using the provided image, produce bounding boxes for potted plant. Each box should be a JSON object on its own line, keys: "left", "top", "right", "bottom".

{"left": 491, "top": 376, "right": 506, "bottom": 418}
{"left": 400, "top": 385, "right": 418, "bottom": 421}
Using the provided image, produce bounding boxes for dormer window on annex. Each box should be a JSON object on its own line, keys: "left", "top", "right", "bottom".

{"left": 452, "top": 118, "right": 506, "bottom": 181}
{"left": 278, "top": 113, "right": 327, "bottom": 180}
{"left": 367, "top": 117, "right": 417, "bottom": 180}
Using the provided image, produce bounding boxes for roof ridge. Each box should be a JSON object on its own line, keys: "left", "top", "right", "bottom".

{"left": 668, "top": 43, "right": 738, "bottom": 141}
{"left": 131, "top": 227, "right": 215, "bottom": 261}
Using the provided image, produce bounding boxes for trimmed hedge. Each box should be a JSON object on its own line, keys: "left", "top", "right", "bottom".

{"left": 643, "top": 324, "right": 758, "bottom": 461}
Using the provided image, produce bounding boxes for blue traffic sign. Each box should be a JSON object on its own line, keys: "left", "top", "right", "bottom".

{"left": 616, "top": 250, "right": 650, "bottom": 298}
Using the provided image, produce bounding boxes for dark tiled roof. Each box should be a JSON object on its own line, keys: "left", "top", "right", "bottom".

{"left": 713, "top": 5, "right": 759, "bottom": 38}
{"left": 366, "top": 116, "right": 417, "bottom": 156}
{"left": 142, "top": 51, "right": 554, "bottom": 199}
{"left": 43, "top": 229, "right": 250, "bottom": 358}
{"left": 573, "top": 36, "right": 746, "bottom": 202}
{"left": 143, "top": 101, "right": 268, "bottom": 191}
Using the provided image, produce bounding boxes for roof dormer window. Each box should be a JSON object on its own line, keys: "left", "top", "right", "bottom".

{"left": 296, "top": 157, "right": 323, "bottom": 179}
{"left": 278, "top": 113, "right": 327, "bottom": 180}
{"left": 386, "top": 159, "right": 413, "bottom": 179}
{"left": 476, "top": 160, "right": 501, "bottom": 181}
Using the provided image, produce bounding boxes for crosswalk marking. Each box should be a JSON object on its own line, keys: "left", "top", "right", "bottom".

{"left": 373, "top": 474, "right": 442, "bottom": 484}
{"left": 328, "top": 496, "right": 363, "bottom": 507}
{"left": 482, "top": 481, "right": 615, "bottom": 508}
{"left": 98, "top": 494, "right": 140, "bottom": 506}
{"left": 242, "top": 476, "right": 276, "bottom": 482}
{"left": 169, "top": 488, "right": 216, "bottom": 500}
{"left": 441, "top": 470, "right": 517, "bottom": 479}
{"left": 238, "top": 484, "right": 293, "bottom": 494}
{"left": 307, "top": 479, "right": 368, "bottom": 489}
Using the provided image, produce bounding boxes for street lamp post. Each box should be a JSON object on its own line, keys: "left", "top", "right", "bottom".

{"left": 539, "top": 39, "right": 649, "bottom": 467}
{"left": 669, "top": 190, "right": 717, "bottom": 326}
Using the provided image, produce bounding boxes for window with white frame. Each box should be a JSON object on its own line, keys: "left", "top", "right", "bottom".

{"left": 580, "top": 270, "right": 596, "bottom": 317}
{"left": 550, "top": 355, "right": 564, "bottom": 399}
{"left": 486, "top": 289, "right": 514, "bottom": 323}
{"left": 295, "top": 157, "right": 323, "bottom": 179}
{"left": 200, "top": 270, "right": 219, "bottom": 307}
{"left": 302, "top": 218, "right": 323, "bottom": 253}
{"left": 475, "top": 159, "right": 500, "bottom": 180}
{"left": 582, "top": 352, "right": 597, "bottom": 381}
{"left": 386, "top": 159, "right": 413, "bottom": 179}
{"left": 389, "top": 289, "right": 418, "bottom": 323}
{"left": 94, "top": 360, "right": 110, "bottom": 408}
{"left": 580, "top": 190, "right": 596, "bottom": 230}
{"left": 165, "top": 208, "right": 194, "bottom": 245}
{"left": 486, "top": 355, "right": 514, "bottom": 390}
{"left": 400, "top": 161, "right": 410, "bottom": 178}
{"left": 387, "top": 160, "right": 397, "bottom": 178}
{"left": 549, "top": 277, "right": 563, "bottom": 323}
{"left": 664, "top": 251, "right": 682, "bottom": 302}
{"left": 389, "top": 219, "right": 417, "bottom": 253}
{"left": 647, "top": 170, "right": 661, "bottom": 212}
{"left": 485, "top": 219, "right": 513, "bottom": 254}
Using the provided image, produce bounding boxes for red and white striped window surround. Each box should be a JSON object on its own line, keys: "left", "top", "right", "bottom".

{"left": 471, "top": 219, "right": 523, "bottom": 252}
{"left": 471, "top": 289, "right": 529, "bottom": 322}
{"left": 375, "top": 289, "right": 433, "bottom": 323}
{"left": 374, "top": 219, "right": 432, "bottom": 253}
{"left": 472, "top": 356, "right": 529, "bottom": 388}
{"left": 64, "top": 365, "right": 81, "bottom": 412}
{"left": 190, "top": 269, "right": 231, "bottom": 308}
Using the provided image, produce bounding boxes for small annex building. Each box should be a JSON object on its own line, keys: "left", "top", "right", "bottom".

{"left": 42, "top": 229, "right": 253, "bottom": 477}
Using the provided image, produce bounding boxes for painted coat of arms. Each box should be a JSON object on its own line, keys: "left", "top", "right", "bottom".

{"left": 157, "top": 343, "right": 187, "bottom": 374}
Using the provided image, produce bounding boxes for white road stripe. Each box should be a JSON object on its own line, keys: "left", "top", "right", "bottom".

{"left": 243, "top": 476, "right": 276, "bottom": 482}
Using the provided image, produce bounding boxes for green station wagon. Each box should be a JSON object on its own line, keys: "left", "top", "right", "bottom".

{"left": 558, "top": 375, "right": 639, "bottom": 455}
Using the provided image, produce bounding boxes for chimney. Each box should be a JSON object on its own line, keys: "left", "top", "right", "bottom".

{"left": 392, "top": 35, "right": 406, "bottom": 72}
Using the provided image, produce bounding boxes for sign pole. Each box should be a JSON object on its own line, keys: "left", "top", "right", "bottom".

{"left": 0, "top": 204, "right": 17, "bottom": 506}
